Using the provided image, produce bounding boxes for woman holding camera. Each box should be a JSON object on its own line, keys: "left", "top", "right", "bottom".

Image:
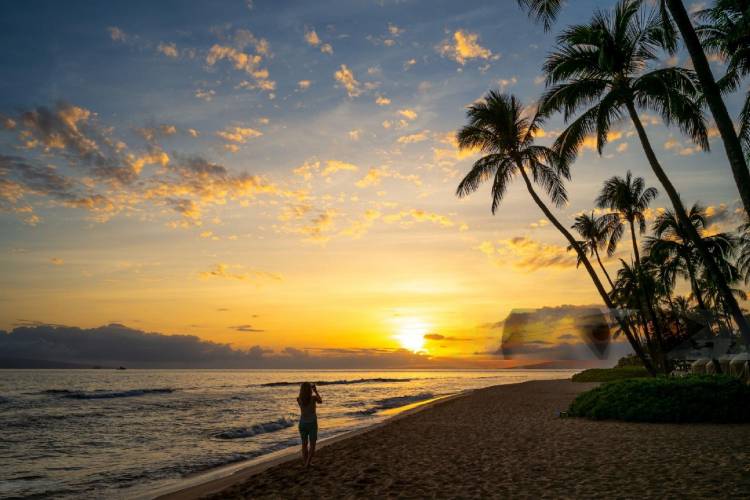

{"left": 297, "top": 382, "right": 322, "bottom": 468}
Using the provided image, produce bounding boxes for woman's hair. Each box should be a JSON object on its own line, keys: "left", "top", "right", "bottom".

{"left": 299, "top": 382, "right": 312, "bottom": 406}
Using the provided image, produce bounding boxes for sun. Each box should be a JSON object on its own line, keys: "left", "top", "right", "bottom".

{"left": 394, "top": 317, "right": 428, "bottom": 352}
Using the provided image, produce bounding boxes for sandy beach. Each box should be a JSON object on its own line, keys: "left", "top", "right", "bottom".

{"left": 159, "top": 380, "right": 750, "bottom": 499}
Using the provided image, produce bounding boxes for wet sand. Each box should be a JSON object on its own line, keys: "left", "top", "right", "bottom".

{"left": 167, "top": 380, "right": 750, "bottom": 499}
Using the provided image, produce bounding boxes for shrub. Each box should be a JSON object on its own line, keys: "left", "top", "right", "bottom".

{"left": 615, "top": 354, "right": 643, "bottom": 368}
{"left": 571, "top": 366, "right": 650, "bottom": 383}
{"left": 569, "top": 375, "right": 750, "bottom": 423}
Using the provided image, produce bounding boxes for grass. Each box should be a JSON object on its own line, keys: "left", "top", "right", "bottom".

{"left": 571, "top": 366, "right": 650, "bottom": 383}
{"left": 569, "top": 375, "right": 750, "bottom": 423}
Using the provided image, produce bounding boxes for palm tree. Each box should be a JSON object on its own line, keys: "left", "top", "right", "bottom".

{"left": 455, "top": 90, "right": 654, "bottom": 374}
{"left": 738, "top": 221, "right": 750, "bottom": 282}
{"left": 596, "top": 172, "right": 658, "bottom": 267}
{"left": 540, "top": 0, "right": 750, "bottom": 344}
{"left": 516, "top": 0, "right": 750, "bottom": 216}
{"left": 610, "top": 258, "right": 666, "bottom": 368}
{"left": 695, "top": 1, "right": 750, "bottom": 157}
{"left": 570, "top": 211, "right": 618, "bottom": 288}
{"left": 645, "top": 203, "right": 737, "bottom": 313}
{"left": 664, "top": 0, "right": 750, "bottom": 215}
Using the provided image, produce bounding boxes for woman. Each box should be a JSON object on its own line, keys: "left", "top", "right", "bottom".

{"left": 297, "top": 382, "right": 322, "bottom": 468}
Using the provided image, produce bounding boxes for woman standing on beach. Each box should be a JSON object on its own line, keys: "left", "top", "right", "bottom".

{"left": 297, "top": 382, "right": 322, "bottom": 468}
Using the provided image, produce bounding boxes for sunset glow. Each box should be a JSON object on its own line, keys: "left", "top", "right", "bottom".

{"left": 0, "top": 0, "right": 746, "bottom": 369}
{"left": 394, "top": 317, "right": 429, "bottom": 353}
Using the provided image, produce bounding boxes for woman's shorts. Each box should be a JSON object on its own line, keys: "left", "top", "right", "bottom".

{"left": 299, "top": 420, "right": 318, "bottom": 441}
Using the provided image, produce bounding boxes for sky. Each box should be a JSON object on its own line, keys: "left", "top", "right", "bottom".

{"left": 0, "top": 0, "right": 745, "bottom": 368}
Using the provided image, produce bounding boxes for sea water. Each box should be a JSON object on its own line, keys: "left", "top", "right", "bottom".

{"left": 0, "top": 369, "right": 575, "bottom": 498}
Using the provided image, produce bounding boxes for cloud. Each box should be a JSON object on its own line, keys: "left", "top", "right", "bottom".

{"left": 232, "top": 324, "right": 264, "bottom": 333}
{"left": 580, "top": 129, "right": 625, "bottom": 152}
{"left": 215, "top": 126, "right": 263, "bottom": 144}
{"left": 205, "top": 40, "right": 274, "bottom": 93}
{"left": 304, "top": 28, "right": 334, "bottom": 54}
{"left": 398, "top": 108, "right": 418, "bottom": 120}
{"left": 664, "top": 136, "right": 701, "bottom": 156}
{"left": 432, "top": 131, "right": 480, "bottom": 167}
{"left": 397, "top": 131, "right": 429, "bottom": 144}
{"left": 199, "top": 263, "right": 281, "bottom": 282}
{"left": 424, "top": 334, "right": 473, "bottom": 342}
{"left": 1, "top": 103, "right": 284, "bottom": 227}
{"left": 333, "top": 64, "right": 361, "bottom": 97}
{"left": 480, "top": 236, "right": 577, "bottom": 271}
{"left": 321, "top": 160, "right": 358, "bottom": 176}
{"left": 382, "top": 208, "right": 454, "bottom": 227}
{"left": 437, "top": 30, "right": 495, "bottom": 65}
{"left": 0, "top": 323, "right": 453, "bottom": 369}
{"left": 195, "top": 89, "right": 216, "bottom": 101}
{"left": 355, "top": 166, "right": 421, "bottom": 188}
{"left": 157, "top": 42, "right": 178, "bottom": 58}
{"left": 375, "top": 95, "right": 391, "bottom": 106}
{"left": 497, "top": 77, "right": 517, "bottom": 91}
{"left": 50, "top": 257, "right": 64, "bottom": 266}
{"left": 0, "top": 154, "right": 115, "bottom": 224}
{"left": 107, "top": 26, "right": 128, "bottom": 42}
{"left": 297, "top": 80, "right": 312, "bottom": 90}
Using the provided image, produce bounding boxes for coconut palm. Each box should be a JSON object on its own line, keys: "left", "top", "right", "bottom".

{"left": 738, "top": 221, "right": 750, "bottom": 282}
{"left": 667, "top": 0, "right": 750, "bottom": 214}
{"left": 696, "top": 1, "right": 750, "bottom": 154}
{"left": 610, "top": 258, "right": 667, "bottom": 368}
{"left": 455, "top": 90, "right": 654, "bottom": 373}
{"left": 570, "top": 211, "right": 619, "bottom": 288}
{"left": 697, "top": 265, "right": 748, "bottom": 330}
{"left": 516, "top": 0, "right": 750, "bottom": 215}
{"left": 596, "top": 172, "right": 658, "bottom": 266}
{"left": 540, "top": 0, "right": 750, "bottom": 344}
{"left": 645, "top": 203, "right": 737, "bottom": 313}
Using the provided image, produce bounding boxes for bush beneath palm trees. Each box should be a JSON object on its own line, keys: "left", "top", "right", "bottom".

{"left": 571, "top": 366, "right": 650, "bottom": 383}
{"left": 569, "top": 375, "right": 750, "bottom": 423}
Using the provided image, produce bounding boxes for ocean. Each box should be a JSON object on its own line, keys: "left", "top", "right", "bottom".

{"left": 0, "top": 369, "right": 576, "bottom": 499}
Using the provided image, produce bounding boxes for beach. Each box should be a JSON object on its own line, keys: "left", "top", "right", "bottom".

{"left": 163, "top": 380, "right": 750, "bottom": 499}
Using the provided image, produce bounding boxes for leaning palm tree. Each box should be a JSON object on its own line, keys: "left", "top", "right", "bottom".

{"left": 596, "top": 172, "right": 658, "bottom": 267}
{"left": 696, "top": 1, "right": 750, "bottom": 156}
{"left": 570, "top": 211, "right": 618, "bottom": 288}
{"left": 540, "top": 0, "right": 750, "bottom": 344}
{"left": 516, "top": 0, "right": 750, "bottom": 216}
{"left": 455, "top": 90, "right": 654, "bottom": 373}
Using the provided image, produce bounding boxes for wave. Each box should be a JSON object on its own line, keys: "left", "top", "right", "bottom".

{"left": 213, "top": 417, "right": 295, "bottom": 440}
{"left": 42, "top": 388, "right": 176, "bottom": 399}
{"left": 353, "top": 392, "right": 436, "bottom": 416}
{"left": 260, "top": 377, "right": 413, "bottom": 387}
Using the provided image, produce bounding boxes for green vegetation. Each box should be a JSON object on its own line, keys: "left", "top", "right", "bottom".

{"left": 571, "top": 366, "right": 650, "bottom": 383}
{"left": 569, "top": 375, "right": 750, "bottom": 423}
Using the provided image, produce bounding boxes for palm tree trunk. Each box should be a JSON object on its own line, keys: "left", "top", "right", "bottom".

{"left": 685, "top": 258, "right": 707, "bottom": 312}
{"left": 625, "top": 99, "right": 750, "bottom": 347}
{"left": 628, "top": 218, "right": 668, "bottom": 371}
{"left": 593, "top": 246, "right": 615, "bottom": 289}
{"left": 628, "top": 219, "right": 641, "bottom": 266}
{"left": 665, "top": 0, "right": 750, "bottom": 216}
{"left": 516, "top": 163, "right": 656, "bottom": 375}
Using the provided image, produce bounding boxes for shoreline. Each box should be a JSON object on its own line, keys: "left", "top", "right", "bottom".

{"left": 149, "top": 392, "right": 467, "bottom": 500}
{"left": 166, "top": 379, "right": 750, "bottom": 499}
